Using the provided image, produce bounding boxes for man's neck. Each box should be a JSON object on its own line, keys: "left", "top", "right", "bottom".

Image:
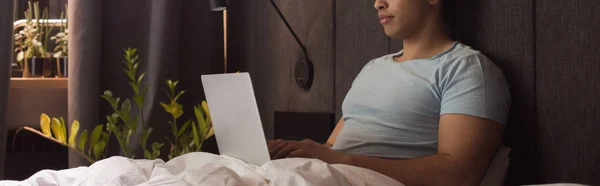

{"left": 393, "top": 20, "right": 453, "bottom": 62}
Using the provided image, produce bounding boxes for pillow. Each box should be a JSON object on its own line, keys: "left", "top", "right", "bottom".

{"left": 480, "top": 147, "right": 511, "bottom": 186}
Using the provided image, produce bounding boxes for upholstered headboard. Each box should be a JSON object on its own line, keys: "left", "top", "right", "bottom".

{"left": 451, "top": 0, "right": 538, "bottom": 184}
{"left": 452, "top": 0, "right": 600, "bottom": 185}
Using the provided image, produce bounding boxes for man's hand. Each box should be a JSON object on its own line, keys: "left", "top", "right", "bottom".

{"left": 267, "top": 139, "right": 348, "bottom": 164}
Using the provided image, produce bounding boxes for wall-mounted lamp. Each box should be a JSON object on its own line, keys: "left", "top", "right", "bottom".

{"left": 209, "top": 0, "right": 227, "bottom": 11}
{"left": 209, "top": 0, "right": 314, "bottom": 90}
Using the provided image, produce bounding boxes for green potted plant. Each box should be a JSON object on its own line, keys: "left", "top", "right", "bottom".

{"left": 20, "top": 1, "right": 53, "bottom": 77}
{"left": 16, "top": 48, "right": 215, "bottom": 164}
{"left": 38, "top": 3, "right": 55, "bottom": 78}
{"left": 52, "top": 7, "right": 68, "bottom": 77}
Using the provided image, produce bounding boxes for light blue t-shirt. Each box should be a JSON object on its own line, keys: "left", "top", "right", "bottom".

{"left": 332, "top": 42, "right": 511, "bottom": 159}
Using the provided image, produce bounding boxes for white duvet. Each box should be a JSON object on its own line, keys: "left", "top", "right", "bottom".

{"left": 0, "top": 152, "right": 403, "bottom": 186}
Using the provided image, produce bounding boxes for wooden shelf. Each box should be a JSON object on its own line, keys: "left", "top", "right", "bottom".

{"left": 10, "top": 77, "right": 68, "bottom": 89}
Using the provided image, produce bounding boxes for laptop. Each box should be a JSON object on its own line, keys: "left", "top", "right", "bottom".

{"left": 201, "top": 72, "right": 271, "bottom": 166}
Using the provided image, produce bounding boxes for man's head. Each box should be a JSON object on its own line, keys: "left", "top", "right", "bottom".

{"left": 375, "top": 0, "right": 448, "bottom": 39}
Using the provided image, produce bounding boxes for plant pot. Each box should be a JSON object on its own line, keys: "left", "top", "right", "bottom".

{"left": 43, "top": 57, "right": 57, "bottom": 77}
{"left": 11, "top": 63, "right": 23, "bottom": 77}
{"left": 23, "top": 56, "right": 44, "bottom": 77}
{"left": 56, "top": 57, "right": 68, "bottom": 77}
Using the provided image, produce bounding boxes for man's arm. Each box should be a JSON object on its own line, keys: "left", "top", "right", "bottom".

{"left": 269, "top": 118, "right": 343, "bottom": 157}
{"left": 270, "top": 114, "right": 504, "bottom": 186}
{"left": 325, "top": 118, "right": 344, "bottom": 148}
{"left": 341, "top": 114, "right": 504, "bottom": 186}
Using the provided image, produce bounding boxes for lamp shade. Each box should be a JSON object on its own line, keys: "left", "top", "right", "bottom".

{"left": 209, "top": 0, "right": 227, "bottom": 11}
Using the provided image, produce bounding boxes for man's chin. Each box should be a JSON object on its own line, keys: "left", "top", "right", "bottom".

{"left": 384, "top": 30, "right": 404, "bottom": 40}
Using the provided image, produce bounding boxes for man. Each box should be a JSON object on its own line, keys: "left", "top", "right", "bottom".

{"left": 268, "top": 0, "right": 510, "bottom": 185}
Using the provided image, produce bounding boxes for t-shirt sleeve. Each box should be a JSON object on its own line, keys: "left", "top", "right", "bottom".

{"left": 351, "top": 59, "right": 375, "bottom": 87}
{"left": 439, "top": 54, "right": 511, "bottom": 125}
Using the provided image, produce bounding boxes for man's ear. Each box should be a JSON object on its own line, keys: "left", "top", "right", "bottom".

{"left": 429, "top": 0, "right": 441, "bottom": 6}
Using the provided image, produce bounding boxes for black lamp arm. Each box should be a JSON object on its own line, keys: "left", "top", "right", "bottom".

{"left": 267, "top": 0, "right": 309, "bottom": 60}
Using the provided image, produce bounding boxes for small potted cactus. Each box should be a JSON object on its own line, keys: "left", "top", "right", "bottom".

{"left": 18, "top": 1, "right": 54, "bottom": 77}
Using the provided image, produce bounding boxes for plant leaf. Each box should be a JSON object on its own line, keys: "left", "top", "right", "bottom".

{"left": 141, "top": 128, "right": 153, "bottom": 147}
{"left": 137, "top": 73, "right": 146, "bottom": 84}
{"left": 151, "top": 142, "right": 163, "bottom": 160}
{"left": 40, "top": 113, "right": 52, "bottom": 137}
{"left": 51, "top": 118, "right": 65, "bottom": 143}
{"left": 206, "top": 127, "right": 215, "bottom": 140}
{"left": 152, "top": 151, "right": 160, "bottom": 159}
{"left": 93, "top": 141, "right": 106, "bottom": 160}
{"left": 128, "top": 82, "right": 139, "bottom": 95}
{"left": 114, "top": 130, "right": 129, "bottom": 156}
{"left": 123, "top": 69, "right": 135, "bottom": 82}
{"left": 183, "top": 145, "right": 191, "bottom": 155}
{"left": 201, "top": 101, "right": 211, "bottom": 120}
{"left": 175, "top": 104, "right": 184, "bottom": 119}
{"left": 126, "top": 129, "right": 133, "bottom": 145}
{"left": 201, "top": 101, "right": 212, "bottom": 128}
{"left": 132, "top": 55, "right": 139, "bottom": 64}
{"left": 17, "top": 51, "right": 24, "bottom": 62}
{"left": 160, "top": 102, "right": 169, "bottom": 110}
{"left": 174, "top": 91, "right": 185, "bottom": 102}
{"left": 68, "top": 120, "right": 80, "bottom": 147}
{"left": 152, "top": 142, "right": 163, "bottom": 152}
{"left": 194, "top": 105, "right": 208, "bottom": 138}
{"left": 178, "top": 120, "right": 192, "bottom": 137}
{"left": 141, "top": 85, "right": 150, "bottom": 97}
{"left": 101, "top": 91, "right": 118, "bottom": 110}
{"left": 165, "top": 79, "right": 173, "bottom": 89}
{"left": 78, "top": 129, "right": 88, "bottom": 152}
{"left": 190, "top": 120, "right": 200, "bottom": 150}
{"left": 60, "top": 117, "right": 67, "bottom": 144}
{"left": 162, "top": 101, "right": 184, "bottom": 119}
{"left": 105, "top": 123, "right": 114, "bottom": 134}
{"left": 121, "top": 99, "right": 131, "bottom": 122}
{"left": 101, "top": 131, "right": 110, "bottom": 143}
{"left": 206, "top": 115, "right": 212, "bottom": 131}
{"left": 133, "top": 62, "right": 139, "bottom": 72}
{"left": 144, "top": 150, "right": 152, "bottom": 160}
{"left": 102, "top": 90, "right": 113, "bottom": 98}
{"left": 134, "top": 95, "right": 143, "bottom": 109}
{"left": 89, "top": 125, "right": 103, "bottom": 149}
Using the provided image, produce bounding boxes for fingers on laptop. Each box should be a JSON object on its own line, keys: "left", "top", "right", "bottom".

{"left": 269, "top": 139, "right": 289, "bottom": 158}
{"left": 273, "top": 142, "right": 301, "bottom": 159}
{"left": 267, "top": 139, "right": 284, "bottom": 149}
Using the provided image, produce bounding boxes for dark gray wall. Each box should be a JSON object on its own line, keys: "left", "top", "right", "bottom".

{"left": 227, "top": 0, "right": 599, "bottom": 185}
{"left": 536, "top": 0, "right": 600, "bottom": 184}
{"left": 228, "top": 0, "right": 334, "bottom": 139}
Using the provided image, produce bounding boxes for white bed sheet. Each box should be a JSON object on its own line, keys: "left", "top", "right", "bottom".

{"left": 0, "top": 152, "right": 404, "bottom": 186}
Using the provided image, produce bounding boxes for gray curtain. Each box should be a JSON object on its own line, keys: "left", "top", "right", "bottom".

{"left": 68, "top": 0, "right": 223, "bottom": 167}
{"left": 0, "top": 0, "right": 15, "bottom": 179}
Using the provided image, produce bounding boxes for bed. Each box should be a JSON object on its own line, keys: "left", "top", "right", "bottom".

{"left": 0, "top": 153, "right": 403, "bottom": 186}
